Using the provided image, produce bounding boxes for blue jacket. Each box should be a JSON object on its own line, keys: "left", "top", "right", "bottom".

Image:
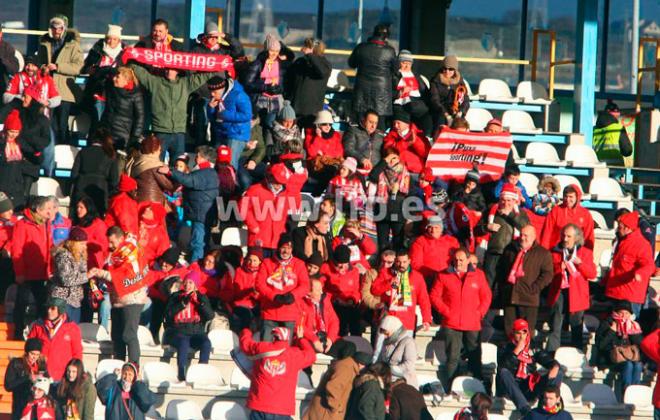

{"left": 494, "top": 179, "right": 533, "bottom": 209}
{"left": 525, "top": 407, "right": 573, "bottom": 420}
{"left": 207, "top": 79, "right": 252, "bottom": 142}
{"left": 171, "top": 167, "right": 219, "bottom": 223}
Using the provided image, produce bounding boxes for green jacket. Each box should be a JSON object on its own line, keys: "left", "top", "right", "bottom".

{"left": 240, "top": 122, "right": 266, "bottom": 164}
{"left": 54, "top": 374, "right": 97, "bottom": 420}
{"left": 593, "top": 121, "right": 625, "bottom": 165}
{"left": 131, "top": 64, "right": 217, "bottom": 133}
{"left": 37, "top": 29, "right": 84, "bottom": 103}
{"left": 346, "top": 374, "right": 386, "bottom": 420}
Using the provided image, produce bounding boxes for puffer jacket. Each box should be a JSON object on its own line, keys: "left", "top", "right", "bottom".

{"left": 100, "top": 82, "right": 145, "bottom": 147}
{"left": 170, "top": 166, "right": 219, "bottom": 223}
{"left": 36, "top": 29, "right": 84, "bottom": 103}
{"left": 348, "top": 37, "right": 398, "bottom": 116}
{"left": 342, "top": 123, "right": 384, "bottom": 168}
{"left": 207, "top": 79, "right": 252, "bottom": 142}
{"left": 604, "top": 227, "right": 655, "bottom": 304}
{"left": 127, "top": 153, "right": 175, "bottom": 205}
{"left": 50, "top": 247, "right": 88, "bottom": 308}
{"left": 287, "top": 53, "right": 332, "bottom": 117}
{"left": 377, "top": 328, "right": 418, "bottom": 387}
{"left": 11, "top": 209, "right": 52, "bottom": 281}
{"left": 243, "top": 43, "right": 295, "bottom": 100}
{"left": 429, "top": 70, "right": 470, "bottom": 118}
{"left": 164, "top": 290, "right": 215, "bottom": 337}
{"left": 27, "top": 317, "right": 82, "bottom": 381}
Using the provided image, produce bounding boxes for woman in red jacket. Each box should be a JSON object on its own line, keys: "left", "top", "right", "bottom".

{"left": 137, "top": 201, "right": 170, "bottom": 266}
{"left": 220, "top": 247, "right": 262, "bottom": 332}
{"left": 72, "top": 196, "right": 109, "bottom": 269}
{"left": 382, "top": 106, "right": 431, "bottom": 175}
{"left": 304, "top": 110, "right": 344, "bottom": 194}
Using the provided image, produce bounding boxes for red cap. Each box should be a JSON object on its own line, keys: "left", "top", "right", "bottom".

{"left": 512, "top": 318, "right": 529, "bottom": 332}
{"left": 216, "top": 145, "right": 232, "bottom": 164}
{"left": 618, "top": 211, "right": 639, "bottom": 230}
{"left": 268, "top": 163, "right": 291, "bottom": 184}
{"left": 4, "top": 110, "right": 22, "bottom": 131}
{"left": 117, "top": 174, "right": 137, "bottom": 192}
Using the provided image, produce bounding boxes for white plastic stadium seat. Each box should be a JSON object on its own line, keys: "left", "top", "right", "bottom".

{"left": 15, "top": 50, "right": 24, "bottom": 73}
{"left": 420, "top": 74, "right": 431, "bottom": 90}
{"left": 518, "top": 173, "right": 539, "bottom": 197}
{"left": 210, "top": 401, "right": 248, "bottom": 420}
{"left": 68, "top": 113, "right": 91, "bottom": 137}
{"left": 434, "top": 414, "right": 455, "bottom": 420}
{"left": 186, "top": 363, "right": 226, "bottom": 390}
{"left": 220, "top": 227, "right": 247, "bottom": 247}
{"left": 510, "top": 144, "right": 527, "bottom": 165}
{"left": 560, "top": 383, "right": 582, "bottom": 407}
{"left": 30, "top": 177, "right": 70, "bottom": 207}
{"left": 564, "top": 144, "right": 605, "bottom": 167}
{"left": 581, "top": 383, "right": 619, "bottom": 406}
{"left": 95, "top": 359, "right": 124, "bottom": 381}
{"left": 478, "top": 78, "right": 517, "bottom": 102}
{"left": 502, "top": 110, "right": 542, "bottom": 134}
{"left": 230, "top": 367, "right": 251, "bottom": 390}
{"left": 165, "top": 399, "right": 203, "bottom": 420}
{"left": 79, "top": 323, "right": 111, "bottom": 344}
{"left": 481, "top": 343, "right": 497, "bottom": 369}
{"left": 552, "top": 175, "right": 582, "bottom": 197}
{"left": 516, "top": 81, "right": 551, "bottom": 104}
{"left": 554, "top": 347, "right": 593, "bottom": 377}
{"left": 463, "top": 78, "right": 477, "bottom": 100}
{"left": 590, "top": 210, "right": 616, "bottom": 240}
{"left": 465, "top": 108, "right": 493, "bottom": 132}
{"left": 524, "top": 142, "right": 565, "bottom": 166}
{"left": 137, "top": 325, "right": 159, "bottom": 349}
{"left": 588, "top": 177, "right": 630, "bottom": 201}
{"left": 326, "top": 69, "right": 350, "bottom": 92}
{"left": 143, "top": 362, "right": 185, "bottom": 389}
{"left": 208, "top": 329, "right": 239, "bottom": 355}
{"left": 623, "top": 384, "right": 654, "bottom": 410}
{"left": 94, "top": 398, "right": 105, "bottom": 420}
{"left": 54, "top": 145, "right": 79, "bottom": 170}
{"left": 450, "top": 376, "right": 486, "bottom": 400}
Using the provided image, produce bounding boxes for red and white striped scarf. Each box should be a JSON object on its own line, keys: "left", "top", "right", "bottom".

{"left": 561, "top": 247, "right": 578, "bottom": 289}
{"left": 4, "top": 135, "right": 23, "bottom": 162}
{"left": 507, "top": 248, "right": 528, "bottom": 285}
{"left": 612, "top": 312, "right": 641, "bottom": 338}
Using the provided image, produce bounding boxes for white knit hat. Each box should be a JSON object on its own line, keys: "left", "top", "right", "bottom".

{"left": 106, "top": 24, "right": 122, "bottom": 38}
{"left": 33, "top": 377, "right": 52, "bottom": 395}
{"left": 379, "top": 315, "right": 403, "bottom": 335}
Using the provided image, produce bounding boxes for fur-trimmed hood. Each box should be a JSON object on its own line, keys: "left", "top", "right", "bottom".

{"left": 40, "top": 28, "right": 80, "bottom": 44}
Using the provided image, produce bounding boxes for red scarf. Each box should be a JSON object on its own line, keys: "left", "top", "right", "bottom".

{"left": 611, "top": 312, "right": 642, "bottom": 338}
{"left": 44, "top": 315, "right": 66, "bottom": 338}
{"left": 198, "top": 161, "right": 212, "bottom": 169}
{"left": 305, "top": 295, "right": 326, "bottom": 334}
{"left": 514, "top": 335, "right": 533, "bottom": 379}
{"left": 507, "top": 248, "right": 528, "bottom": 284}
{"left": 4, "top": 135, "right": 23, "bottom": 162}
{"left": 20, "top": 398, "right": 55, "bottom": 420}
{"left": 561, "top": 247, "right": 578, "bottom": 289}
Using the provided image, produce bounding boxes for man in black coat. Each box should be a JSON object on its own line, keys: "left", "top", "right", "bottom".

{"left": 287, "top": 39, "right": 332, "bottom": 128}
{"left": 0, "top": 25, "right": 19, "bottom": 95}
{"left": 348, "top": 24, "right": 398, "bottom": 126}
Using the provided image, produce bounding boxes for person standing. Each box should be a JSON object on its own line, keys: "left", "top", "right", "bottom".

{"left": 36, "top": 15, "right": 83, "bottom": 145}
{"left": 429, "top": 55, "right": 470, "bottom": 131}
{"left": 382, "top": 106, "right": 431, "bottom": 176}
{"left": 49, "top": 227, "right": 89, "bottom": 323}
{"left": 348, "top": 24, "right": 398, "bottom": 128}
{"left": 497, "top": 225, "right": 553, "bottom": 336}
{"left": 0, "top": 110, "right": 31, "bottom": 209}
{"left": 0, "top": 24, "right": 19, "bottom": 94}
{"left": 288, "top": 38, "right": 332, "bottom": 128}
{"left": 127, "top": 134, "right": 174, "bottom": 206}
{"left": 134, "top": 19, "right": 183, "bottom": 62}
{"left": 410, "top": 215, "right": 459, "bottom": 286}
{"left": 4, "top": 338, "right": 48, "bottom": 420}
{"left": 540, "top": 185, "right": 594, "bottom": 250}
{"left": 393, "top": 50, "right": 432, "bottom": 136}
{"left": 104, "top": 174, "right": 139, "bottom": 236}
{"left": 592, "top": 100, "right": 632, "bottom": 166}
{"left": 99, "top": 66, "right": 145, "bottom": 151}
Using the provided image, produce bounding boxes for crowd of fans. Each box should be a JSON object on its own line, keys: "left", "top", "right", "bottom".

{"left": 0, "top": 15, "right": 658, "bottom": 420}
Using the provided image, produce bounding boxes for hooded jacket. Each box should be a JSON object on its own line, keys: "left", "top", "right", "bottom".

{"left": 497, "top": 242, "right": 554, "bottom": 307}
{"left": 207, "top": 79, "right": 252, "bottom": 141}
{"left": 240, "top": 329, "right": 316, "bottom": 416}
{"left": 27, "top": 316, "right": 82, "bottom": 381}
{"left": 137, "top": 202, "right": 170, "bottom": 265}
{"left": 410, "top": 232, "right": 460, "bottom": 280}
{"left": 540, "top": 186, "right": 594, "bottom": 250}
{"left": 11, "top": 209, "right": 52, "bottom": 281}
{"left": 430, "top": 265, "right": 492, "bottom": 331}
{"left": 604, "top": 228, "right": 655, "bottom": 304}
{"left": 240, "top": 181, "right": 293, "bottom": 248}
{"left": 345, "top": 372, "right": 387, "bottom": 420}
{"left": 348, "top": 36, "right": 398, "bottom": 116}
{"left": 36, "top": 29, "right": 84, "bottom": 103}
{"left": 104, "top": 192, "right": 138, "bottom": 236}
{"left": 96, "top": 373, "right": 155, "bottom": 420}
{"left": 256, "top": 254, "right": 310, "bottom": 322}
{"left": 371, "top": 267, "right": 432, "bottom": 331}
{"left": 548, "top": 245, "right": 597, "bottom": 313}
{"left": 382, "top": 124, "right": 431, "bottom": 174}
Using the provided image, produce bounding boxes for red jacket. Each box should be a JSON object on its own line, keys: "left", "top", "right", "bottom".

{"left": 0, "top": 215, "right": 17, "bottom": 252}
{"left": 256, "top": 256, "right": 310, "bottom": 322}
{"left": 240, "top": 182, "right": 293, "bottom": 249}
{"left": 410, "top": 233, "right": 460, "bottom": 280}
{"left": 382, "top": 124, "right": 430, "bottom": 174}
{"left": 240, "top": 329, "right": 316, "bottom": 416}
{"left": 604, "top": 229, "right": 655, "bottom": 304}
{"left": 640, "top": 329, "right": 660, "bottom": 408}
{"left": 27, "top": 317, "right": 82, "bottom": 381}
{"left": 304, "top": 129, "right": 344, "bottom": 160}
{"left": 105, "top": 192, "right": 138, "bottom": 236}
{"left": 547, "top": 246, "right": 597, "bottom": 313}
{"left": 220, "top": 265, "right": 259, "bottom": 310}
{"left": 280, "top": 153, "right": 308, "bottom": 213}
{"left": 320, "top": 263, "right": 361, "bottom": 303}
{"left": 371, "top": 268, "right": 432, "bottom": 330}
{"left": 430, "top": 266, "right": 491, "bottom": 331}
{"left": 11, "top": 210, "right": 52, "bottom": 281}
{"left": 300, "top": 293, "right": 340, "bottom": 344}
{"left": 332, "top": 234, "right": 377, "bottom": 271}
{"left": 79, "top": 218, "right": 109, "bottom": 269}
{"left": 540, "top": 187, "right": 594, "bottom": 250}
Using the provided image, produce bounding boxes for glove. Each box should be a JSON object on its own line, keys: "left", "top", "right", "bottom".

{"left": 274, "top": 292, "right": 294, "bottom": 305}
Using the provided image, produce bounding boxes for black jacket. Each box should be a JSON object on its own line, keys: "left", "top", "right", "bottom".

{"left": 4, "top": 357, "right": 48, "bottom": 420}
{"left": 389, "top": 379, "right": 433, "bottom": 420}
{"left": 0, "top": 40, "right": 19, "bottom": 94}
{"left": 292, "top": 225, "right": 333, "bottom": 262}
{"left": 497, "top": 342, "right": 558, "bottom": 378}
{"left": 244, "top": 43, "right": 295, "bottom": 100}
{"left": 164, "top": 291, "right": 215, "bottom": 337}
{"left": 287, "top": 53, "right": 332, "bottom": 117}
{"left": 429, "top": 71, "right": 470, "bottom": 117}
{"left": 594, "top": 316, "right": 644, "bottom": 368}
{"left": 348, "top": 37, "right": 398, "bottom": 116}
{"left": 99, "top": 82, "right": 145, "bottom": 148}
{"left": 81, "top": 39, "right": 126, "bottom": 106}
{"left": 342, "top": 123, "right": 384, "bottom": 168}
{"left": 71, "top": 144, "right": 119, "bottom": 214}
{"left": 451, "top": 185, "right": 486, "bottom": 213}
{"left": 96, "top": 374, "right": 155, "bottom": 420}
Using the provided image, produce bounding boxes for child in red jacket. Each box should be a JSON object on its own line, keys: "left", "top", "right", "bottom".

{"left": 300, "top": 277, "right": 340, "bottom": 353}
{"left": 221, "top": 248, "right": 262, "bottom": 332}
{"left": 20, "top": 377, "right": 55, "bottom": 420}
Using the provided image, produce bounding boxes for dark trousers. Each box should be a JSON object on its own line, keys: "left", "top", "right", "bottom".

{"left": 111, "top": 304, "right": 143, "bottom": 362}
{"left": 149, "top": 299, "right": 166, "bottom": 344}
{"left": 444, "top": 328, "right": 482, "bottom": 383}
{"left": 483, "top": 252, "right": 501, "bottom": 288}
{"left": 375, "top": 205, "right": 406, "bottom": 252}
{"left": 14, "top": 282, "right": 47, "bottom": 339}
{"left": 261, "top": 319, "right": 295, "bottom": 343}
{"left": 504, "top": 305, "right": 538, "bottom": 337}
{"left": 497, "top": 367, "right": 563, "bottom": 410}
{"left": 249, "top": 410, "right": 291, "bottom": 420}
{"left": 170, "top": 332, "right": 211, "bottom": 380}
{"left": 403, "top": 100, "right": 433, "bottom": 137}
{"left": 237, "top": 158, "right": 266, "bottom": 192}
{"left": 51, "top": 101, "right": 72, "bottom": 144}
{"left": 333, "top": 302, "right": 364, "bottom": 337}
{"left": 547, "top": 289, "right": 584, "bottom": 352}
{"left": 156, "top": 132, "right": 185, "bottom": 163}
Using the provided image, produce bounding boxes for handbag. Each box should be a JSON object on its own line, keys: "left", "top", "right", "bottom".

{"left": 609, "top": 344, "right": 640, "bottom": 363}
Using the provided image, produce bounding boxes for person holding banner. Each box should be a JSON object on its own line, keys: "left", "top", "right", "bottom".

{"left": 88, "top": 226, "right": 151, "bottom": 362}
{"left": 135, "top": 18, "right": 183, "bottom": 59}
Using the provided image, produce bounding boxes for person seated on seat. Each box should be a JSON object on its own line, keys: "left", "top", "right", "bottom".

{"left": 496, "top": 318, "right": 562, "bottom": 417}
{"left": 525, "top": 385, "right": 574, "bottom": 420}
{"left": 20, "top": 377, "right": 55, "bottom": 420}
{"left": 494, "top": 165, "right": 532, "bottom": 209}
{"left": 164, "top": 271, "right": 215, "bottom": 381}
{"left": 454, "top": 392, "right": 492, "bottom": 420}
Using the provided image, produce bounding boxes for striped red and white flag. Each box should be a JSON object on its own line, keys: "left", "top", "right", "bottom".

{"left": 426, "top": 128, "right": 513, "bottom": 182}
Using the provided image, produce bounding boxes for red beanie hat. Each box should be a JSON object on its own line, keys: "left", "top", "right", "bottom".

{"left": 118, "top": 174, "right": 138, "bottom": 192}
{"left": 4, "top": 110, "right": 22, "bottom": 132}
{"left": 512, "top": 318, "right": 529, "bottom": 332}
{"left": 618, "top": 211, "right": 639, "bottom": 230}
{"left": 216, "top": 145, "right": 232, "bottom": 164}
{"left": 268, "top": 163, "right": 291, "bottom": 185}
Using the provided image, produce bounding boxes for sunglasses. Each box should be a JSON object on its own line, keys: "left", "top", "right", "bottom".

{"left": 319, "top": 123, "right": 331, "bottom": 127}
{"left": 442, "top": 67, "right": 455, "bottom": 72}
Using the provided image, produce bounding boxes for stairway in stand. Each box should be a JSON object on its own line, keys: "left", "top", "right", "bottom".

{"left": 0, "top": 306, "right": 20, "bottom": 420}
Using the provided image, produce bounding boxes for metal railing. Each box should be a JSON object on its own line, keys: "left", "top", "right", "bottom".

{"left": 635, "top": 37, "right": 660, "bottom": 112}
{"left": 530, "top": 29, "right": 575, "bottom": 100}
